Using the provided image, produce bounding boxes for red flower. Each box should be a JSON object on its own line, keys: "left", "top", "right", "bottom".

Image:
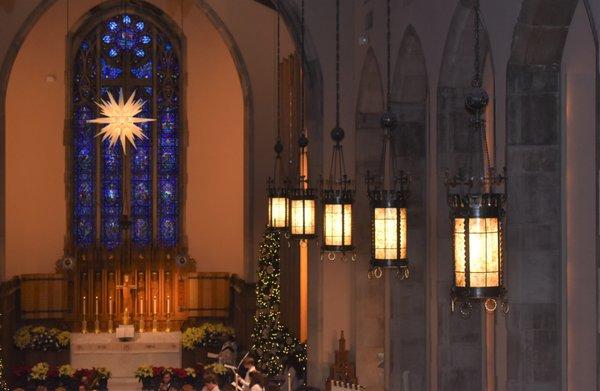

{"left": 172, "top": 368, "right": 187, "bottom": 379}
{"left": 152, "top": 366, "right": 165, "bottom": 377}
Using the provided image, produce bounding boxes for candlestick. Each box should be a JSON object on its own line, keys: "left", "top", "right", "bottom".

{"left": 95, "top": 296, "right": 99, "bottom": 316}
{"left": 140, "top": 297, "right": 144, "bottom": 315}
{"left": 123, "top": 307, "right": 129, "bottom": 325}
{"left": 166, "top": 295, "right": 171, "bottom": 315}
{"left": 153, "top": 296, "right": 157, "bottom": 315}
{"left": 82, "top": 296, "right": 87, "bottom": 316}
{"left": 109, "top": 296, "right": 113, "bottom": 315}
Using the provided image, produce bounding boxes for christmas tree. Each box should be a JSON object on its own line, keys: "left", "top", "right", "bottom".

{"left": 251, "top": 228, "right": 307, "bottom": 377}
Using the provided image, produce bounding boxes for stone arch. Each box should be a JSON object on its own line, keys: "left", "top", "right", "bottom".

{"left": 506, "top": 0, "right": 598, "bottom": 389}
{"left": 353, "top": 46, "right": 385, "bottom": 390}
{"left": 435, "top": 1, "right": 492, "bottom": 390}
{"left": 389, "top": 24, "right": 428, "bottom": 391}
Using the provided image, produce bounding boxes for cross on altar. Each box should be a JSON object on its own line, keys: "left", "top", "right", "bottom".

{"left": 116, "top": 274, "right": 137, "bottom": 324}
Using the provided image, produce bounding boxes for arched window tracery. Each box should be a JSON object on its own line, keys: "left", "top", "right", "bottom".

{"left": 70, "top": 7, "right": 183, "bottom": 256}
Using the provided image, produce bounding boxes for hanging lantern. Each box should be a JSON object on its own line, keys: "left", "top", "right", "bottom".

{"left": 366, "top": 0, "right": 411, "bottom": 279}
{"left": 320, "top": 0, "right": 354, "bottom": 259}
{"left": 267, "top": 141, "right": 289, "bottom": 230}
{"left": 321, "top": 128, "right": 354, "bottom": 256}
{"left": 290, "top": 190, "right": 316, "bottom": 238}
{"left": 367, "top": 135, "right": 410, "bottom": 276}
{"left": 290, "top": 136, "right": 317, "bottom": 238}
{"left": 446, "top": 0, "right": 507, "bottom": 318}
{"left": 266, "top": 4, "right": 289, "bottom": 232}
{"left": 447, "top": 184, "right": 507, "bottom": 317}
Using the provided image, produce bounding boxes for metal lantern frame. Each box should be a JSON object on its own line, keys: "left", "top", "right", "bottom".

{"left": 446, "top": 185, "right": 508, "bottom": 316}
{"left": 367, "top": 168, "right": 410, "bottom": 273}
{"left": 446, "top": 0, "right": 508, "bottom": 318}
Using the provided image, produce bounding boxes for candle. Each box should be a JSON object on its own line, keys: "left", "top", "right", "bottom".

{"left": 140, "top": 297, "right": 144, "bottom": 315}
{"left": 109, "top": 296, "right": 113, "bottom": 315}
{"left": 166, "top": 295, "right": 171, "bottom": 315}
{"left": 82, "top": 296, "right": 87, "bottom": 316}
{"left": 153, "top": 296, "right": 157, "bottom": 315}
{"left": 95, "top": 296, "right": 99, "bottom": 316}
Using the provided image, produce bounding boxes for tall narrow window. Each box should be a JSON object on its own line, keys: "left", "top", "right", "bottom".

{"left": 70, "top": 9, "right": 182, "bottom": 252}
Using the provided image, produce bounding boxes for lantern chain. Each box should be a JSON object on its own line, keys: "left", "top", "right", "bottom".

{"left": 335, "top": 0, "right": 340, "bottom": 130}
{"left": 386, "top": 0, "right": 391, "bottom": 112}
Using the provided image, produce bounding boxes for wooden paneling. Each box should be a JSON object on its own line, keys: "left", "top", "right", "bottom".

{"left": 20, "top": 274, "right": 69, "bottom": 320}
{"left": 187, "top": 272, "right": 230, "bottom": 318}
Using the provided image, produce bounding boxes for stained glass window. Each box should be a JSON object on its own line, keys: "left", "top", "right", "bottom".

{"left": 71, "top": 12, "right": 181, "bottom": 250}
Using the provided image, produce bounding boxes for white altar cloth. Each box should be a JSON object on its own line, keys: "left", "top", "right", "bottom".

{"left": 71, "top": 331, "right": 181, "bottom": 390}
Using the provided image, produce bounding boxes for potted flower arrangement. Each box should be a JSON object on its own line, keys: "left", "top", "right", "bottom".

{"left": 182, "top": 323, "right": 235, "bottom": 366}
{"left": 58, "top": 364, "right": 76, "bottom": 390}
{"left": 135, "top": 364, "right": 155, "bottom": 390}
{"left": 27, "top": 362, "right": 52, "bottom": 390}
{"left": 14, "top": 325, "right": 71, "bottom": 367}
{"left": 94, "top": 367, "right": 111, "bottom": 390}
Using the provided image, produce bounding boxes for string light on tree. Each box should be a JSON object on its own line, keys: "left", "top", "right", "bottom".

{"left": 251, "top": 228, "right": 307, "bottom": 377}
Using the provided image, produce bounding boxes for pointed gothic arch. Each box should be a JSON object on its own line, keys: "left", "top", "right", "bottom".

{"left": 389, "top": 24, "right": 429, "bottom": 391}
{"left": 353, "top": 45, "right": 385, "bottom": 390}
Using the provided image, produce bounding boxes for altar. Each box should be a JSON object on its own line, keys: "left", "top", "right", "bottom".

{"left": 71, "top": 331, "right": 182, "bottom": 390}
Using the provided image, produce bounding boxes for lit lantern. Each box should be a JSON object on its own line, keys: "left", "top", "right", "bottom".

{"left": 366, "top": 112, "right": 411, "bottom": 278}
{"left": 290, "top": 189, "right": 316, "bottom": 239}
{"left": 267, "top": 189, "right": 289, "bottom": 229}
{"left": 448, "top": 193, "right": 506, "bottom": 306}
{"left": 267, "top": 140, "right": 289, "bottom": 231}
{"left": 369, "top": 191, "right": 408, "bottom": 268}
{"left": 321, "top": 126, "right": 354, "bottom": 256}
{"left": 322, "top": 189, "right": 353, "bottom": 253}
{"left": 290, "top": 134, "right": 317, "bottom": 239}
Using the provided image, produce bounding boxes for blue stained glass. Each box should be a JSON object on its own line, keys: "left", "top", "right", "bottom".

{"left": 134, "top": 218, "right": 150, "bottom": 245}
{"left": 108, "top": 20, "right": 118, "bottom": 32}
{"left": 160, "top": 112, "right": 176, "bottom": 133}
{"left": 117, "top": 28, "right": 136, "bottom": 50}
{"left": 160, "top": 218, "right": 176, "bottom": 244}
{"left": 144, "top": 87, "right": 153, "bottom": 95}
{"left": 77, "top": 182, "right": 93, "bottom": 204}
{"left": 164, "top": 43, "right": 172, "bottom": 52}
{"left": 159, "top": 149, "right": 177, "bottom": 172}
{"left": 108, "top": 48, "right": 118, "bottom": 57}
{"left": 102, "top": 35, "right": 112, "bottom": 44}
{"left": 133, "top": 182, "right": 150, "bottom": 205}
{"left": 140, "top": 35, "right": 151, "bottom": 44}
{"left": 135, "top": 48, "right": 145, "bottom": 58}
{"left": 131, "top": 61, "right": 152, "bottom": 79}
{"left": 136, "top": 21, "right": 145, "bottom": 31}
{"left": 122, "top": 15, "right": 132, "bottom": 25}
{"left": 81, "top": 41, "right": 90, "bottom": 50}
{"left": 101, "top": 138, "right": 122, "bottom": 249}
{"left": 101, "top": 58, "right": 122, "bottom": 79}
